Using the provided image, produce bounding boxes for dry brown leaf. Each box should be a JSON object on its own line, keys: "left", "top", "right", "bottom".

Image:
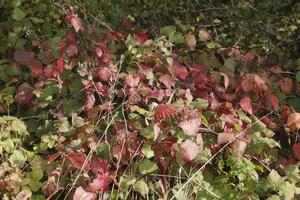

{"left": 185, "top": 33, "right": 196, "bottom": 50}
{"left": 198, "top": 29, "right": 211, "bottom": 42}
{"left": 287, "top": 112, "right": 300, "bottom": 130}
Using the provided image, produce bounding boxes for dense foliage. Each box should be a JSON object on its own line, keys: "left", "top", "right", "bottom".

{"left": 0, "top": 0, "right": 300, "bottom": 199}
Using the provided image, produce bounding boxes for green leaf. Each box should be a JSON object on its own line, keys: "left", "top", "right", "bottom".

{"left": 141, "top": 144, "right": 154, "bottom": 158}
{"left": 160, "top": 26, "right": 176, "bottom": 36}
{"left": 138, "top": 159, "right": 158, "bottom": 175}
{"left": 133, "top": 180, "right": 149, "bottom": 198}
{"left": 206, "top": 42, "right": 221, "bottom": 49}
{"left": 9, "top": 149, "right": 27, "bottom": 167}
{"left": 1, "top": 138, "right": 14, "bottom": 153}
{"left": 192, "top": 98, "right": 209, "bottom": 109}
{"left": 12, "top": 8, "right": 27, "bottom": 21}
{"left": 139, "top": 125, "right": 155, "bottom": 140}
{"left": 30, "top": 168, "right": 43, "bottom": 181}
{"left": 28, "top": 179, "right": 42, "bottom": 192}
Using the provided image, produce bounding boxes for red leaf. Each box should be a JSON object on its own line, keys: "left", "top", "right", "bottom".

{"left": 14, "top": 50, "right": 35, "bottom": 66}
{"left": 85, "top": 92, "right": 95, "bottom": 110}
{"left": 95, "top": 47, "right": 103, "bottom": 58}
{"left": 86, "top": 175, "right": 110, "bottom": 192}
{"left": 239, "top": 96, "right": 253, "bottom": 114}
{"left": 172, "top": 61, "right": 187, "bottom": 80}
{"left": 180, "top": 139, "right": 199, "bottom": 162}
{"left": 134, "top": 32, "right": 148, "bottom": 44}
{"left": 56, "top": 57, "right": 64, "bottom": 74}
{"left": 16, "top": 82, "right": 34, "bottom": 105}
{"left": 112, "top": 142, "right": 130, "bottom": 164}
{"left": 266, "top": 94, "right": 279, "bottom": 111}
{"left": 292, "top": 143, "right": 300, "bottom": 160}
{"left": 30, "top": 59, "right": 43, "bottom": 78}
{"left": 159, "top": 74, "right": 175, "bottom": 89}
{"left": 48, "top": 152, "right": 61, "bottom": 163}
{"left": 278, "top": 77, "right": 293, "bottom": 95}
{"left": 73, "top": 187, "right": 96, "bottom": 200}
{"left": 125, "top": 74, "right": 140, "bottom": 87}
{"left": 217, "top": 133, "right": 235, "bottom": 145}
{"left": 66, "top": 44, "right": 78, "bottom": 57}
{"left": 67, "top": 152, "right": 86, "bottom": 169}
{"left": 71, "top": 15, "right": 82, "bottom": 32}
{"left": 154, "top": 104, "right": 176, "bottom": 123}
{"left": 44, "top": 64, "right": 59, "bottom": 78}
{"left": 90, "top": 156, "right": 110, "bottom": 175}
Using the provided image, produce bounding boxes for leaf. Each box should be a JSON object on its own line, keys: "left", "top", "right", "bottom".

{"left": 180, "top": 139, "right": 199, "bottom": 162}
{"left": 198, "top": 29, "right": 211, "bottom": 42}
{"left": 296, "top": 71, "right": 300, "bottom": 82}
{"left": 179, "top": 115, "right": 201, "bottom": 136}
{"left": 125, "top": 74, "right": 140, "bottom": 87}
{"left": 1, "top": 138, "right": 14, "bottom": 153}
{"left": 85, "top": 92, "right": 95, "bottom": 110}
{"left": 287, "top": 113, "right": 300, "bottom": 130}
{"left": 154, "top": 104, "right": 176, "bottom": 123}
{"left": 192, "top": 98, "right": 209, "bottom": 109}
{"left": 71, "top": 15, "right": 82, "bottom": 32}
{"left": 218, "top": 132, "right": 235, "bottom": 145}
{"left": 16, "top": 82, "right": 34, "bottom": 105}
{"left": 206, "top": 42, "right": 221, "bottom": 49}
{"left": 9, "top": 150, "right": 27, "bottom": 167}
{"left": 239, "top": 96, "right": 253, "bottom": 114}
{"left": 185, "top": 33, "right": 196, "bottom": 50}
{"left": 66, "top": 44, "right": 78, "bottom": 57}
{"left": 266, "top": 94, "right": 279, "bottom": 111}
{"left": 67, "top": 152, "right": 86, "bottom": 169}
{"left": 278, "top": 78, "right": 293, "bottom": 95}
{"left": 220, "top": 73, "right": 230, "bottom": 90}
{"left": 30, "top": 59, "right": 43, "bottom": 78}
{"left": 73, "top": 186, "right": 96, "bottom": 200}
{"left": 141, "top": 144, "right": 154, "bottom": 158}
{"left": 30, "top": 168, "right": 43, "bottom": 181}
{"left": 14, "top": 50, "right": 35, "bottom": 66}
{"left": 12, "top": 8, "right": 26, "bottom": 21}
{"left": 86, "top": 175, "right": 110, "bottom": 192}
{"left": 138, "top": 160, "right": 159, "bottom": 175}
{"left": 160, "top": 26, "right": 176, "bottom": 36}
{"left": 159, "top": 74, "right": 175, "bottom": 89}
{"left": 292, "top": 143, "right": 300, "bottom": 160}
{"left": 90, "top": 156, "right": 110, "bottom": 174}
{"left": 232, "top": 140, "right": 247, "bottom": 157}
{"left": 133, "top": 180, "right": 149, "bottom": 198}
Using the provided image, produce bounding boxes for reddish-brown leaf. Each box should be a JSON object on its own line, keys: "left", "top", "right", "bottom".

{"left": 67, "top": 152, "right": 86, "bottom": 169}
{"left": 14, "top": 50, "right": 35, "bottom": 66}
{"left": 48, "top": 152, "right": 61, "bottom": 163}
{"left": 66, "top": 44, "right": 78, "bottom": 57}
{"left": 90, "top": 156, "right": 110, "bottom": 175}
{"left": 292, "top": 143, "right": 300, "bottom": 160}
{"left": 172, "top": 60, "right": 188, "bottom": 80}
{"left": 180, "top": 139, "right": 199, "bottom": 162}
{"left": 154, "top": 104, "right": 176, "bottom": 123}
{"left": 239, "top": 96, "right": 253, "bottom": 114}
{"left": 16, "top": 82, "right": 34, "bottom": 105}
{"left": 159, "top": 74, "right": 175, "bottom": 89}
{"left": 30, "top": 59, "right": 43, "bottom": 78}
{"left": 266, "top": 94, "right": 279, "bottom": 111}
{"left": 278, "top": 77, "right": 293, "bottom": 95}
{"left": 70, "top": 15, "right": 82, "bottom": 33}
